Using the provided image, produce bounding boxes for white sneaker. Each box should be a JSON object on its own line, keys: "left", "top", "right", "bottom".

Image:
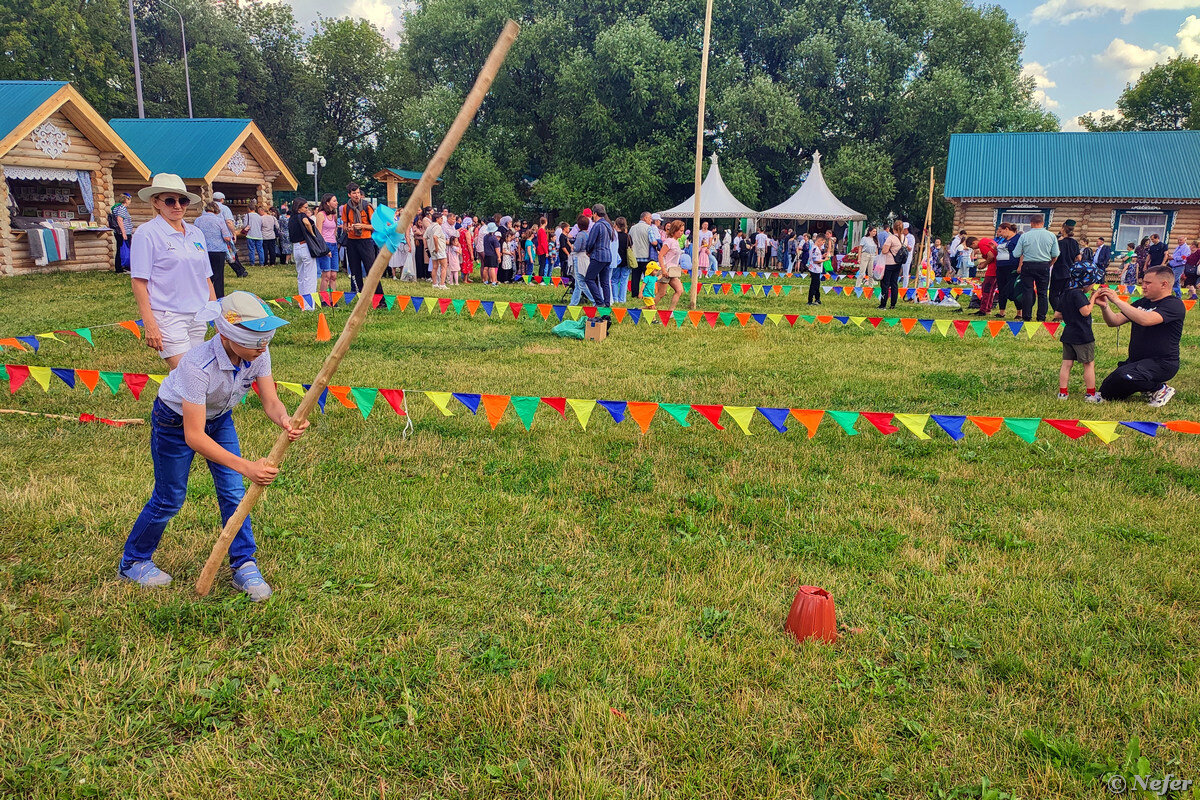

{"left": 1057, "top": 391, "right": 1069, "bottom": 400}
{"left": 1148, "top": 384, "right": 1176, "bottom": 408}
{"left": 1083, "top": 393, "right": 1104, "bottom": 404}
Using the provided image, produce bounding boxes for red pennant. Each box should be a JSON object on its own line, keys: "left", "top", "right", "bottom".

{"left": 1044, "top": 418, "right": 1090, "bottom": 439}
{"left": 951, "top": 320, "right": 969, "bottom": 338}
{"left": 704, "top": 311, "right": 720, "bottom": 328}
{"left": 658, "top": 310, "right": 673, "bottom": 326}
{"left": 77, "top": 369, "right": 100, "bottom": 392}
{"left": 509, "top": 302, "right": 523, "bottom": 319}
{"left": 123, "top": 373, "right": 149, "bottom": 400}
{"left": 371, "top": 294, "right": 383, "bottom": 309}
{"left": 319, "top": 291, "right": 332, "bottom": 307}
{"left": 784, "top": 314, "right": 799, "bottom": 326}
{"left": 692, "top": 404, "right": 725, "bottom": 430}
{"left": 583, "top": 306, "right": 597, "bottom": 318}
{"left": 541, "top": 397, "right": 567, "bottom": 417}
{"left": 868, "top": 317, "right": 883, "bottom": 328}
{"left": 5, "top": 364, "right": 29, "bottom": 394}
{"left": 438, "top": 298, "right": 452, "bottom": 313}
{"left": 1043, "top": 322, "right": 1061, "bottom": 338}
{"left": 861, "top": 411, "right": 899, "bottom": 434}
{"left": 379, "top": 388, "right": 406, "bottom": 415}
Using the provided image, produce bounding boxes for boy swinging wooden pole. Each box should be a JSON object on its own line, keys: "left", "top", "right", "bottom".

{"left": 196, "top": 20, "right": 521, "bottom": 596}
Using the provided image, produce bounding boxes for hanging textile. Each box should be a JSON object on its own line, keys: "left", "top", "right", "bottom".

{"left": 76, "top": 170, "right": 94, "bottom": 222}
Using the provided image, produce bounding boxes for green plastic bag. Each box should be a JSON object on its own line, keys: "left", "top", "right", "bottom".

{"left": 552, "top": 318, "right": 586, "bottom": 339}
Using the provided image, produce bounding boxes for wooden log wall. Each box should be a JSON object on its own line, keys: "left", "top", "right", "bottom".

{"left": 951, "top": 200, "right": 1200, "bottom": 245}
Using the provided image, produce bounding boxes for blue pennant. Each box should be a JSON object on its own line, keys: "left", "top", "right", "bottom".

{"left": 627, "top": 308, "right": 642, "bottom": 325}
{"left": 343, "top": 292, "right": 357, "bottom": 306}
{"left": 597, "top": 399, "right": 627, "bottom": 423}
{"left": 411, "top": 296, "right": 424, "bottom": 313}
{"left": 16, "top": 336, "right": 39, "bottom": 351}
{"left": 931, "top": 414, "right": 967, "bottom": 440}
{"left": 905, "top": 289, "right": 917, "bottom": 300}
{"left": 1006, "top": 321, "right": 1023, "bottom": 336}
{"left": 962, "top": 288, "right": 974, "bottom": 296}
{"left": 854, "top": 288, "right": 863, "bottom": 297}
{"left": 918, "top": 319, "right": 935, "bottom": 333}
{"left": 833, "top": 316, "right": 849, "bottom": 325}
{"left": 304, "top": 384, "right": 328, "bottom": 414}
{"left": 481, "top": 300, "right": 494, "bottom": 316}
{"left": 453, "top": 393, "right": 482, "bottom": 414}
{"left": 752, "top": 313, "right": 767, "bottom": 325}
{"left": 51, "top": 368, "right": 75, "bottom": 388}
{"left": 757, "top": 407, "right": 790, "bottom": 433}
{"left": 553, "top": 305, "right": 566, "bottom": 321}
{"left": 370, "top": 205, "right": 403, "bottom": 251}
{"left": 1120, "top": 420, "right": 1160, "bottom": 437}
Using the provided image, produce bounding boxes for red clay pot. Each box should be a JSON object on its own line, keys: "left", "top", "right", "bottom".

{"left": 785, "top": 585, "right": 837, "bottom": 644}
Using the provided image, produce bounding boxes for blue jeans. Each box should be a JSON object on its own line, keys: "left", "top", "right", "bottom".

{"left": 1172, "top": 265, "right": 1185, "bottom": 297}
{"left": 122, "top": 400, "right": 256, "bottom": 570}
{"left": 316, "top": 241, "right": 338, "bottom": 273}
{"left": 586, "top": 258, "right": 612, "bottom": 306}
{"left": 612, "top": 265, "right": 631, "bottom": 303}
{"left": 246, "top": 238, "right": 264, "bottom": 265}
{"left": 570, "top": 255, "right": 595, "bottom": 305}
{"left": 781, "top": 251, "right": 791, "bottom": 274}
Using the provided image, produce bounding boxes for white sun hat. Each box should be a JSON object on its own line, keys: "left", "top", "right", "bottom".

{"left": 137, "top": 173, "right": 202, "bottom": 205}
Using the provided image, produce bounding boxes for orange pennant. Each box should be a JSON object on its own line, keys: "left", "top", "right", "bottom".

{"left": 987, "top": 320, "right": 1004, "bottom": 337}
{"left": 1164, "top": 420, "right": 1200, "bottom": 434}
{"left": 395, "top": 295, "right": 411, "bottom": 311}
{"left": 0, "top": 337, "right": 28, "bottom": 351}
{"left": 327, "top": 385, "right": 356, "bottom": 409}
{"left": 77, "top": 369, "right": 99, "bottom": 393}
{"left": 613, "top": 307, "right": 628, "bottom": 323}
{"left": 118, "top": 320, "right": 142, "bottom": 340}
{"left": 687, "top": 310, "right": 703, "bottom": 327}
{"left": 626, "top": 402, "right": 658, "bottom": 434}
{"left": 899, "top": 318, "right": 917, "bottom": 334}
{"left": 790, "top": 409, "right": 824, "bottom": 439}
{"left": 968, "top": 416, "right": 1004, "bottom": 437}
{"left": 734, "top": 312, "right": 751, "bottom": 326}
{"left": 466, "top": 299, "right": 480, "bottom": 316}
{"left": 537, "top": 304, "right": 552, "bottom": 320}
{"left": 816, "top": 315, "right": 833, "bottom": 324}
{"left": 481, "top": 394, "right": 510, "bottom": 429}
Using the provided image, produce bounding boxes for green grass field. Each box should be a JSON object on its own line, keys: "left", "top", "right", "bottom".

{"left": 1, "top": 266, "right": 1198, "bottom": 799}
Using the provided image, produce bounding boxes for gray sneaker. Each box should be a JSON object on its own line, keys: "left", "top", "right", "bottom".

{"left": 118, "top": 560, "right": 173, "bottom": 587}
{"left": 1148, "top": 384, "right": 1176, "bottom": 408}
{"left": 231, "top": 561, "right": 273, "bottom": 602}
{"left": 1083, "top": 393, "right": 1105, "bottom": 404}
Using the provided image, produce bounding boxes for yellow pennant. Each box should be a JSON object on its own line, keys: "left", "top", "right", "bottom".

{"left": 566, "top": 398, "right": 596, "bottom": 430}
{"left": 894, "top": 413, "right": 931, "bottom": 439}
{"left": 28, "top": 366, "right": 52, "bottom": 391}
{"left": 277, "top": 381, "right": 306, "bottom": 398}
{"left": 767, "top": 313, "right": 783, "bottom": 326}
{"left": 934, "top": 319, "right": 952, "bottom": 337}
{"left": 424, "top": 391, "right": 455, "bottom": 416}
{"left": 36, "top": 332, "right": 62, "bottom": 342}
{"left": 567, "top": 306, "right": 583, "bottom": 321}
{"left": 1025, "top": 323, "right": 1039, "bottom": 339}
{"left": 1081, "top": 420, "right": 1121, "bottom": 444}
{"left": 725, "top": 406, "right": 756, "bottom": 435}
{"left": 848, "top": 316, "right": 866, "bottom": 328}
{"left": 147, "top": 374, "right": 167, "bottom": 385}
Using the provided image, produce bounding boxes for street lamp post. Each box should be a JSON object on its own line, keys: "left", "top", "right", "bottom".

{"left": 309, "top": 148, "right": 326, "bottom": 200}
{"left": 159, "top": 0, "right": 193, "bottom": 118}
{"left": 127, "top": 0, "right": 145, "bottom": 118}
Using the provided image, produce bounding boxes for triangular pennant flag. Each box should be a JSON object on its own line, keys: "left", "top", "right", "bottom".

{"left": 5, "top": 364, "right": 30, "bottom": 393}
{"left": 536, "top": 304, "right": 552, "bottom": 321}
{"left": 350, "top": 387, "right": 378, "bottom": 419}
{"left": 383, "top": 294, "right": 397, "bottom": 310}
{"left": 1120, "top": 420, "right": 1160, "bottom": 437}
{"left": 453, "top": 393, "right": 482, "bottom": 414}
{"left": 657, "top": 310, "right": 673, "bottom": 326}
{"left": 411, "top": 296, "right": 425, "bottom": 313}
{"left": 626, "top": 401, "right": 658, "bottom": 434}
{"left": 16, "top": 336, "right": 39, "bottom": 352}
{"left": 511, "top": 396, "right": 540, "bottom": 430}
{"left": 693, "top": 404, "right": 726, "bottom": 430}
{"left": 784, "top": 314, "right": 799, "bottom": 326}
{"left": 968, "top": 416, "right": 1004, "bottom": 436}
{"left": 894, "top": 413, "right": 931, "bottom": 439}
{"left": 122, "top": 373, "right": 149, "bottom": 400}
{"left": 752, "top": 313, "right": 767, "bottom": 326}
{"left": 99, "top": 371, "right": 124, "bottom": 395}
{"left": 833, "top": 316, "right": 850, "bottom": 326}
{"left": 723, "top": 406, "right": 755, "bottom": 435}
{"left": 918, "top": 319, "right": 935, "bottom": 333}
{"left": 1024, "top": 323, "right": 1039, "bottom": 339}
{"left": 25, "top": 366, "right": 51, "bottom": 392}
{"left": 452, "top": 299, "right": 467, "bottom": 315}
{"left": 767, "top": 313, "right": 783, "bottom": 326}
{"left": 688, "top": 310, "right": 703, "bottom": 327}
{"left": 379, "top": 388, "right": 406, "bottom": 415}
{"left": 480, "top": 394, "right": 510, "bottom": 429}
{"left": 567, "top": 305, "right": 583, "bottom": 321}
{"left": 627, "top": 308, "right": 642, "bottom": 325}
{"left": 1003, "top": 417, "right": 1041, "bottom": 443}
{"left": 118, "top": 320, "right": 142, "bottom": 340}
{"left": 74, "top": 328, "right": 94, "bottom": 346}
{"left": 704, "top": 311, "right": 720, "bottom": 328}
{"left": 35, "top": 332, "right": 62, "bottom": 343}
{"left": 951, "top": 320, "right": 970, "bottom": 338}
{"left": 719, "top": 312, "right": 737, "bottom": 327}
{"left": 76, "top": 369, "right": 99, "bottom": 393}
{"left": 331, "top": 291, "right": 345, "bottom": 306}
{"left": 1006, "top": 321, "right": 1023, "bottom": 337}
{"left": 51, "top": 368, "right": 76, "bottom": 388}
{"left": 371, "top": 294, "right": 384, "bottom": 309}
{"left": 438, "top": 298, "right": 453, "bottom": 314}
{"left": 523, "top": 303, "right": 538, "bottom": 320}
{"left": 466, "top": 299, "right": 481, "bottom": 317}
{"left": 541, "top": 396, "right": 567, "bottom": 417}
{"left": 613, "top": 307, "right": 628, "bottom": 324}
{"left": 790, "top": 409, "right": 824, "bottom": 438}
{"left": 303, "top": 385, "right": 328, "bottom": 413}
{"left": 1166, "top": 420, "right": 1200, "bottom": 433}
{"left": 660, "top": 403, "right": 692, "bottom": 427}
{"left": 0, "top": 338, "right": 29, "bottom": 351}
{"left": 1043, "top": 322, "right": 1061, "bottom": 338}
{"left": 1044, "top": 418, "right": 1090, "bottom": 440}
{"left": 934, "top": 319, "right": 953, "bottom": 337}
{"left": 883, "top": 317, "right": 900, "bottom": 327}
{"left": 549, "top": 305, "right": 565, "bottom": 321}
{"left": 319, "top": 291, "right": 332, "bottom": 307}
{"left": 815, "top": 315, "right": 833, "bottom": 325}
{"left": 1081, "top": 419, "right": 1121, "bottom": 444}
{"left": 277, "top": 381, "right": 305, "bottom": 397}
{"left": 986, "top": 320, "right": 1004, "bottom": 337}
{"left": 827, "top": 410, "right": 860, "bottom": 436}
{"left": 597, "top": 399, "right": 627, "bottom": 424}
{"left": 861, "top": 411, "right": 899, "bottom": 434}
{"left": 931, "top": 414, "right": 967, "bottom": 440}
{"left": 566, "top": 398, "right": 596, "bottom": 430}
{"left": 582, "top": 306, "right": 598, "bottom": 319}
{"left": 848, "top": 316, "right": 866, "bottom": 328}
{"left": 900, "top": 318, "right": 917, "bottom": 334}
{"left": 424, "top": 391, "right": 455, "bottom": 416}
{"left": 327, "top": 385, "right": 356, "bottom": 409}
{"left": 800, "top": 314, "right": 815, "bottom": 324}
{"left": 757, "top": 407, "right": 790, "bottom": 433}
{"left": 481, "top": 300, "right": 494, "bottom": 317}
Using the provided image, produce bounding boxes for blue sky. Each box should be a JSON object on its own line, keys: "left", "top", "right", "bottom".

{"left": 286, "top": 0, "right": 1200, "bottom": 130}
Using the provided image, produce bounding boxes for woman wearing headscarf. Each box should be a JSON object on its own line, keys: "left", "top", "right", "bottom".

{"left": 130, "top": 173, "right": 216, "bottom": 369}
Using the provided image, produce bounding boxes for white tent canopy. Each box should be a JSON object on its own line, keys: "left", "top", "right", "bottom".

{"left": 657, "top": 154, "right": 759, "bottom": 219}
{"left": 758, "top": 151, "right": 866, "bottom": 222}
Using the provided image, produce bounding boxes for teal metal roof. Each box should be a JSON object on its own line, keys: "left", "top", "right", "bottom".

{"left": 108, "top": 118, "right": 250, "bottom": 178}
{"left": 380, "top": 167, "right": 440, "bottom": 183}
{"left": 0, "top": 81, "right": 67, "bottom": 142}
{"left": 944, "top": 131, "right": 1200, "bottom": 200}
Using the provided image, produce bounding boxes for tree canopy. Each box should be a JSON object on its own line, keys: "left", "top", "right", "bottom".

{"left": 1, "top": 0, "right": 1056, "bottom": 232}
{"left": 1078, "top": 56, "right": 1200, "bottom": 133}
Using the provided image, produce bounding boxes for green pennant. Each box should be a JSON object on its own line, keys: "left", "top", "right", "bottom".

{"left": 74, "top": 328, "right": 94, "bottom": 346}
{"left": 782, "top": 285, "right": 793, "bottom": 296}
{"left": 827, "top": 410, "right": 860, "bottom": 435}
{"left": 884, "top": 317, "right": 901, "bottom": 327}
{"left": 350, "top": 387, "right": 378, "bottom": 419}
{"left": 384, "top": 294, "right": 397, "bottom": 310}
{"left": 719, "top": 312, "right": 737, "bottom": 327}
{"left": 567, "top": 306, "right": 583, "bottom": 320}
{"left": 801, "top": 315, "right": 816, "bottom": 324}
{"left": 672, "top": 309, "right": 687, "bottom": 326}
{"left": 660, "top": 403, "right": 692, "bottom": 427}
{"left": 522, "top": 303, "right": 537, "bottom": 319}
{"left": 452, "top": 298, "right": 466, "bottom": 315}
{"left": 510, "top": 396, "right": 540, "bottom": 430}
{"left": 732, "top": 284, "right": 743, "bottom": 295}
{"left": 968, "top": 320, "right": 987, "bottom": 337}
{"left": 98, "top": 371, "right": 124, "bottom": 395}
{"left": 1004, "top": 417, "right": 1041, "bottom": 443}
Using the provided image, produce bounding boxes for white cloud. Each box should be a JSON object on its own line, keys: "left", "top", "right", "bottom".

{"left": 1094, "top": 16, "right": 1200, "bottom": 81}
{"left": 1022, "top": 62, "right": 1060, "bottom": 109}
{"left": 1064, "top": 107, "right": 1123, "bottom": 131}
{"left": 346, "top": 0, "right": 397, "bottom": 35}
{"left": 1032, "top": 0, "right": 1200, "bottom": 24}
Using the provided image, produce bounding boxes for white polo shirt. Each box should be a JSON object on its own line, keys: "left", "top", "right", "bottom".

{"left": 157, "top": 335, "right": 273, "bottom": 420}
{"left": 130, "top": 215, "right": 213, "bottom": 314}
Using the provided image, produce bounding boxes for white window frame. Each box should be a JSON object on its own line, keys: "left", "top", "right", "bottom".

{"left": 995, "top": 207, "right": 1054, "bottom": 233}
{"left": 1113, "top": 209, "right": 1173, "bottom": 251}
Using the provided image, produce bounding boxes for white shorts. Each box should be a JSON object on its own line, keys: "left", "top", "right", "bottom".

{"left": 154, "top": 309, "right": 208, "bottom": 359}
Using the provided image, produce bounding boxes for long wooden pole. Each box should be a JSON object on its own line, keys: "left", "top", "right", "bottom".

{"left": 196, "top": 20, "right": 521, "bottom": 596}
{"left": 916, "top": 166, "right": 935, "bottom": 286}
{"left": 688, "top": 0, "right": 715, "bottom": 311}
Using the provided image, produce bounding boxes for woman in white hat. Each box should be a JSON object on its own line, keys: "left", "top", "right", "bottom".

{"left": 130, "top": 173, "right": 216, "bottom": 369}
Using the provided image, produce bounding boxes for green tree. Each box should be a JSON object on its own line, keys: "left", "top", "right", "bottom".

{"left": 1079, "top": 56, "right": 1200, "bottom": 132}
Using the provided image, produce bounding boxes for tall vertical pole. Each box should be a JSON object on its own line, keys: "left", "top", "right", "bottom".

{"left": 688, "top": 0, "right": 715, "bottom": 311}
{"left": 160, "top": 1, "right": 192, "bottom": 118}
{"left": 918, "top": 166, "right": 935, "bottom": 285}
{"left": 128, "top": 0, "right": 145, "bottom": 118}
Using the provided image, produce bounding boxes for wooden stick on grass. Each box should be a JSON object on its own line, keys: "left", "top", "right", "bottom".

{"left": 196, "top": 19, "right": 521, "bottom": 596}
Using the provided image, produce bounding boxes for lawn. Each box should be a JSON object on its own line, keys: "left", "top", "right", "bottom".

{"left": 1, "top": 266, "right": 1198, "bottom": 799}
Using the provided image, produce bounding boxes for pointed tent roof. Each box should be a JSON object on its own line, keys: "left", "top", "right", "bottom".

{"left": 758, "top": 151, "right": 865, "bottom": 221}
{"left": 657, "top": 155, "right": 759, "bottom": 219}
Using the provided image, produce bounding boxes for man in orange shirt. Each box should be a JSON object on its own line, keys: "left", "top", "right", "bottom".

{"left": 342, "top": 182, "right": 380, "bottom": 296}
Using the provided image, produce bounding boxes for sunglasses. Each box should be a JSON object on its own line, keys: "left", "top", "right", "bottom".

{"left": 160, "top": 195, "right": 191, "bottom": 208}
